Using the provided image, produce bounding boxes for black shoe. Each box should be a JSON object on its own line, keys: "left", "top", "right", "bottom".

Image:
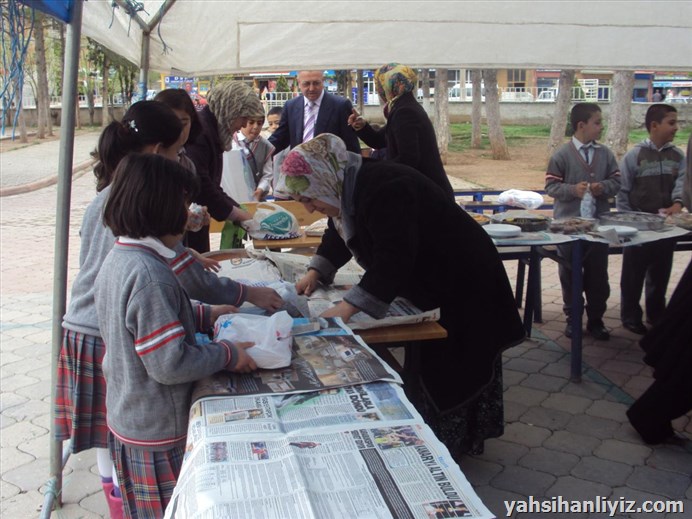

{"left": 587, "top": 321, "right": 610, "bottom": 341}
{"left": 564, "top": 323, "right": 572, "bottom": 338}
{"left": 623, "top": 321, "right": 647, "bottom": 335}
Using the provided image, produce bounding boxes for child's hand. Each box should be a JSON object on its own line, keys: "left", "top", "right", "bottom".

{"left": 659, "top": 202, "right": 683, "bottom": 216}
{"left": 253, "top": 188, "right": 264, "bottom": 201}
{"left": 187, "top": 248, "right": 221, "bottom": 272}
{"left": 246, "top": 286, "right": 284, "bottom": 312}
{"left": 210, "top": 304, "right": 239, "bottom": 323}
{"left": 228, "top": 342, "right": 257, "bottom": 373}
{"left": 590, "top": 182, "right": 604, "bottom": 196}
{"left": 574, "top": 181, "right": 589, "bottom": 198}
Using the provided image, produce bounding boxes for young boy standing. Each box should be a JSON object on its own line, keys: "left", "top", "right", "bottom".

{"left": 546, "top": 103, "right": 621, "bottom": 340}
{"left": 616, "top": 104, "right": 686, "bottom": 334}
{"left": 232, "top": 113, "right": 275, "bottom": 201}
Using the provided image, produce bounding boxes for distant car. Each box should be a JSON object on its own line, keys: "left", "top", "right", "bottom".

{"left": 536, "top": 90, "right": 557, "bottom": 102}
{"left": 665, "top": 96, "right": 689, "bottom": 104}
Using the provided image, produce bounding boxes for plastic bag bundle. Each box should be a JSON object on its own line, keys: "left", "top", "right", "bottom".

{"left": 497, "top": 189, "right": 544, "bottom": 210}
{"left": 244, "top": 202, "right": 301, "bottom": 240}
{"left": 214, "top": 311, "right": 294, "bottom": 369}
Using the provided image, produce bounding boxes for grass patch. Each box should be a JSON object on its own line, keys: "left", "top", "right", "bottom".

{"left": 449, "top": 123, "right": 691, "bottom": 153}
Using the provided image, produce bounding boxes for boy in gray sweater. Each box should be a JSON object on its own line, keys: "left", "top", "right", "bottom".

{"left": 545, "top": 103, "right": 621, "bottom": 340}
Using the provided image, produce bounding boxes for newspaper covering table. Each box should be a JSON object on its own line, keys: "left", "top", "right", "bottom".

{"left": 214, "top": 250, "right": 440, "bottom": 330}
{"left": 165, "top": 381, "right": 495, "bottom": 519}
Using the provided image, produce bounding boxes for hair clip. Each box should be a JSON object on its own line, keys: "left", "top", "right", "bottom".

{"left": 123, "top": 119, "right": 138, "bottom": 133}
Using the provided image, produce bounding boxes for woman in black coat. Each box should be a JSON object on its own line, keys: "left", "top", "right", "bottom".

{"left": 277, "top": 134, "right": 526, "bottom": 456}
{"left": 349, "top": 63, "right": 454, "bottom": 200}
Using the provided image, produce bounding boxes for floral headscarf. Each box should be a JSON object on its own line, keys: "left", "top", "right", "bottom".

{"left": 275, "top": 134, "right": 351, "bottom": 209}
{"left": 375, "top": 63, "right": 418, "bottom": 117}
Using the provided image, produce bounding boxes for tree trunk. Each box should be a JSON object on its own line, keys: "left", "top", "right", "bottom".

{"left": 471, "top": 69, "right": 483, "bottom": 148}
{"left": 75, "top": 93, "right": 82, "bottom": 130}
{"left": 12, "top": 77, "right": 28, "bottom": 143}
{"left": 34, "top": 12, "right": 53, "bottom": 138}
{"left": 433, "top": 68, "right": 450, "bottom": 164}
{"left": 604, "top": 71, "right": 635, "bottom": 161}
{"left": 482, "top": 69, "right": 509, "bottom": 160}
{"left": 421, "top": 68, "right": 431, "bottom": 116}
{"left": 547, "top": 69, "right": 576, "bottom": 159}
{"left": 101, "top": 55, "right": 110, "bottom": 127}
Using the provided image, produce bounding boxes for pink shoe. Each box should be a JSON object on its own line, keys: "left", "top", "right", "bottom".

{"left": 102, "top": 482, "right": 124, "bottom": 519}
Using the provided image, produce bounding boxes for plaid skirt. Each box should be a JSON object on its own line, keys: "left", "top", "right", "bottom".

{"left": 109, "top": 435, "right": 185, "bottom": 519}
{"left": 54, "top": 329, "right": 108, "bottom": 451}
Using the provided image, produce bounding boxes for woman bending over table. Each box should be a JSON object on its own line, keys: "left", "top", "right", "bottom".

{"left": 278, "top": 134, "right": 525, "bottom": 457}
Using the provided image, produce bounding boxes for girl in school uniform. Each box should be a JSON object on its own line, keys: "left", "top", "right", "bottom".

{"left": 94, "top": 153, "right": 258, "bottom": 518}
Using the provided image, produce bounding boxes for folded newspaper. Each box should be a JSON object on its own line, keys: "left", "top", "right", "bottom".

{"left": 215, "top": 250, "right": 440, "bottom": 330}
{"left": 165, "top": 381, "right": 495, "bottom": 519}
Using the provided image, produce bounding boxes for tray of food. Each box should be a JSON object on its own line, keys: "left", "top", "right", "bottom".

{"left": 466, "top": 212, "right": 491, "bottom": 226}
{"left": 671, "top": 213, "right": 692, "bottom": 231}
{"left": 549, "top": 217, "right": 598, "bottom": 235}
{"left": 598, "top": 211, "right": 666, "bottom": 231}
{"left": 491, "top": 212, "right": 550, "bottom": 232}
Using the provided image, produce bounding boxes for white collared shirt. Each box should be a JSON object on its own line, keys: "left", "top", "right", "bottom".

{"left": 118, "top": 236, "right": 177, "bottom": 259}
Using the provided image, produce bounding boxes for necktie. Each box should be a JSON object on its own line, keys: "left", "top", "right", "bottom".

{"left": 582, "top": 145, "right": 591, "bottom": 165}
{"left": 303, "top": 101, "right": 317, "bottom": 142}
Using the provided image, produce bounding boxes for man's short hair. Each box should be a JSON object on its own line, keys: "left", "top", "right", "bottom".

{"left": 104, "top": 153, "right": 199, "bottom": 239}
{"left": 645, "top": 104, "right": 677, "bottom": 132}
{"left": 570, "top": 103, "right": 601, "bottom": 132}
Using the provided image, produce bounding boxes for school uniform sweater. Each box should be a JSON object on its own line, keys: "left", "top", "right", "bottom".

{"left": 616, "top": 139, "right": 685, "bottom": 213}
{"left": 545, "top": 141, "right": 621, "bottom": 219}
{"left": 63, "top": 186, "right": 247, "bottom": 337}
{"left": 95, "top": 239, "right": 238, "bottom": 450}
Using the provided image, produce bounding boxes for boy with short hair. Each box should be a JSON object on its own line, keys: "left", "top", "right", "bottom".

{"left": 262, "top": 106, "right": 282, "bottom": 138}
{"left": 546, "top": 103, "right": 621, "bottom": 340}
{"left": 616, "top": 104, "right": 685, "bottom": 334}
{"left": 232, "top": 112, "right": 275, "bottom": 201}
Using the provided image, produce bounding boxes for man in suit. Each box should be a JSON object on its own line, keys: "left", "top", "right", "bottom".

{"left": 269, "top": 70, "right": 361, "bottom": 154}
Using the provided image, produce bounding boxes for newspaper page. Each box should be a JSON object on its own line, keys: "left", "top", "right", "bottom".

{"left": 191, "top": 327, "right": 403, "bottom": 402}
{"left": 166, "top": 384, "right": 494, "bottom": 519}
{"left": 226, "top": 251, "right": 440, "bottom": 329}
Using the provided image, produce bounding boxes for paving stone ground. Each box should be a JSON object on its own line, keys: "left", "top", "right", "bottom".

{"left": 1, "top": 136, "right": 690, "bottom": 518}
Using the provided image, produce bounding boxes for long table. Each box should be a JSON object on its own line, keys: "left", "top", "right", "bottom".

{"left": 493, "top": 225, "right": 691, "bottom": 381}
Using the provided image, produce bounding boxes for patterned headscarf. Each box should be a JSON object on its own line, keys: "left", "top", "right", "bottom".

{"left": 207, "top": 81, "right": 264, "bottom": 151}
{"left": 276, "top": 134, "right": 356, "bottom": 209}
{"left": 375, "top": 63, "right": 418, "bottom": 116}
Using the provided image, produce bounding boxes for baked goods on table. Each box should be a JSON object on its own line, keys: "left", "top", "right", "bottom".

{"left": 549, "top": 217, "right": 598, "bottom": 235}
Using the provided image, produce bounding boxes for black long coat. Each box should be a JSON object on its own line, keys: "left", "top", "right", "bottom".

{"left": 356, "top": 91, "right": 455, "bottom": 200}
{"left": 316, "top": 160, "right": 525, "bottom": 412}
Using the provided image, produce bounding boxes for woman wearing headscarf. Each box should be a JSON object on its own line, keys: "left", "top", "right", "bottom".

{"left": 348, "top": 63, "right": 454, "bottom": 199}
{"left": 279, "top": 134, "right": 525, "bottom": 457}
{"left": 185, "top": 81, "right": 265, "bottom": 252}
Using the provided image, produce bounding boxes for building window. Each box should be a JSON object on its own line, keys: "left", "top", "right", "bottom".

{"left": 507, "top": 69, "right": 526, "bottom": 90}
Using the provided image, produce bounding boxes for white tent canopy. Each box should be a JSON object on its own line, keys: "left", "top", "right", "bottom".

{"left": 81, "top": 0, "right": 692, "bottom": 75}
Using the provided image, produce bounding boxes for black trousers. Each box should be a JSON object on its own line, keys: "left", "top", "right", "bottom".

{"left": 627, "top": 377, "right": 692, "bottom": 444}
{"left": 557, "top": 242, "right": 610, "bottom": 324}
{"left": 620, "top": 238, "right": 676, "bottom": 326}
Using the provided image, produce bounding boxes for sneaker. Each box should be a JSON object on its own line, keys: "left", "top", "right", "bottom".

{"left": 622, "top": 321, "right": 647, "bottom": 335}
{"left": 587, "top": 321, "right": 610, "bottom": 341}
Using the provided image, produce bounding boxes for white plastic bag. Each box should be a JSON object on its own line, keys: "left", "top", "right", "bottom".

{"left": 214, "top": 311, "right": 294, "bottom": 369}
{"left": 497, "top": 189, "right": 545, "bottom": 210}
{"left": 245, "top": 202, "right": 301, "bottom": 240}
{"left": 221, "top": 149, "right": 255, "bottom": 203}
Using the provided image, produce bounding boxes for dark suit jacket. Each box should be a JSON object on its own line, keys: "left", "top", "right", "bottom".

{"left": 269, "top": 92, "right": 361, "bottom": 154}
{"left": 357, "top": 91, "right": 454, "bottom": 200}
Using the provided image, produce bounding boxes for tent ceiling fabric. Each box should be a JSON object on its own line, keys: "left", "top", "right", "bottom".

{"left": 80, "top": 1, "right": 692, "bottom": 75}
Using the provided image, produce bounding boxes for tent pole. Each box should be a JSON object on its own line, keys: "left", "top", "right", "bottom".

{"left": 44, "top": 0, "right": 83, "bottom": 517}
{"left": 138, "top": 32, "right": 151, "bottom": 100}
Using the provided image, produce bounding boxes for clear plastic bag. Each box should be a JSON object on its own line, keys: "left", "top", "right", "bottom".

{"left": 497, "top": 189, "right": 545, "bottom": 210}
{"left": 214, "top": 311, "right": 293, "bottom": 369}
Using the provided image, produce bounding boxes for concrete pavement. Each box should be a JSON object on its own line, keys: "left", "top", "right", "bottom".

{"left": 0, "top": 135, "right": 690, "bottom": 518}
